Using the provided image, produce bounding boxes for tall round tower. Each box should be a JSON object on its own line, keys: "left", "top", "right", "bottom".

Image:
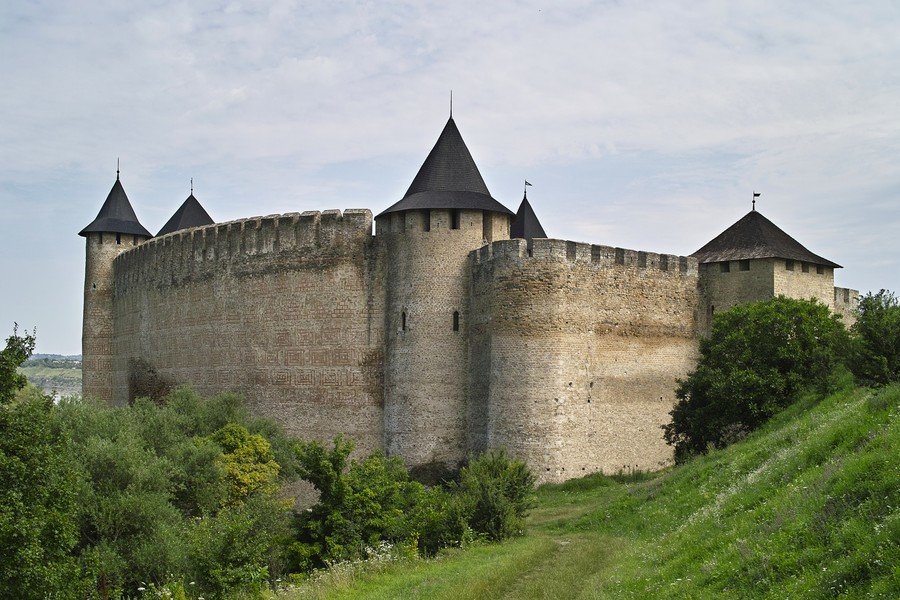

{"left": 377, "top": 116, "right": 513, "bottom": 472}
{"left": 79, "top": 171, "right": 151, "bottom": 403}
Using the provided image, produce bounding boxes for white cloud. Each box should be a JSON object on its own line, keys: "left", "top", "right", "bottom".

{"left": 1, "top": 0, "right": 898, "bottom": 351}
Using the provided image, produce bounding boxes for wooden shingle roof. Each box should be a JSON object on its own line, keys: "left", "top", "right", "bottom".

{"left": 377, "top": 117, "right": 513, "bottom": 217}
{"left": 157, "top": 194, "right": 214, "bottom": 237}
{"left": 79, "top": 177, "right": 152, "bottom": 238}
{"left": 692, "top": 210, "right": 840, "bottom": 268}
{"left": 510, "top": 195, "right": 547, "bottom": 240}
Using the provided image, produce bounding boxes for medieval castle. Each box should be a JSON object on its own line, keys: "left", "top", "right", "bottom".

{"left": 80, "top": 116, "right": 858, "bottom": 483}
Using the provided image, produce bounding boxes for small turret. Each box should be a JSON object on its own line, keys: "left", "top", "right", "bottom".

{"left": 80, "top": 170, "right": 151, "bottom": 403}
{"left": 510, "top": 190, "right": 547, "bottom": 241}
{"left": 157, "top": 188, "right": 214, "bottom": 236}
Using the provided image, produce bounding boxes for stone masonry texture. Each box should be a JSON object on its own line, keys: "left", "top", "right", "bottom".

{"left": 84, "top": 206, "right": 859, "bottom": 485}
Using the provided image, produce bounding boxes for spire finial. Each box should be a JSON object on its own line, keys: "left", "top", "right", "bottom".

{"left": 190, "top": 177, "right": 193, "bottom": 195}
{"left": 450, "top": 90, "right": 453, "bottom": 118}
{"left": 524, "top": 179, "right": 532, "bottom": 199}
{"left": 116, "top": 157, "right": 120, "bottom": 181}
{"left": 752, "top": 191, "right": 760, "bottom": 211}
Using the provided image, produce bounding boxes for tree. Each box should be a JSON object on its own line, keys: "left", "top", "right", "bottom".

{"left": 663, "top": 297, "right": 849, "bottom": 462}
{"left": 0, "top": 328, "right": 82, "bottom": 599}
{"left": 0, "top": 323, "right": 35, "bottom": 405}
{"left": 850, "top": 289, "right": 900, "bottom": 385}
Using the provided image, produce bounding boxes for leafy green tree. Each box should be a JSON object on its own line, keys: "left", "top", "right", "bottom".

{"left": 850, "top": 289, "right": 900, "bottom": 385}
{"left": 0, "top": 323, "right": 34, "bottom": 405}
{"left": 664, "top": 296, "right": 849, "bottom": 462}
{"left": 206, "top": 423, "right": 280, "bottom": 506}
{"left": 0, "top": 329, "right": 82, "bottom": 600}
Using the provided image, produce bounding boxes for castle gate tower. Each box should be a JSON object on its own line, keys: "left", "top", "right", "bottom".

{"left": 376, "top": 116, "right": 513, "bottom": 470}
{"left": 79, "top": 172, "right": 151, "bottom": 402}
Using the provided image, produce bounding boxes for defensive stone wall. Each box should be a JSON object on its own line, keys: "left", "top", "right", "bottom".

{"left": 469, "top": 238, "right": 700, "bottom": 483}
{"left": 697, "top": 258, "right": 776, "bottom": 331}
{"left": 833, "top": 286, "right": 859, "bottom": 328}
{"left": 110, "top": 209, "right": 386, "bottom": 456}
{"left": 772, "top": 259, "right": 835, "bottom": 307}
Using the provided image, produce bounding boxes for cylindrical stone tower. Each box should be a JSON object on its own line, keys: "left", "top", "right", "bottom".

{"left": 79, "top": 173, "right": 151, "bottom": 403}
{"left": 377, "top": 116, "right": 513, "bottom": 472}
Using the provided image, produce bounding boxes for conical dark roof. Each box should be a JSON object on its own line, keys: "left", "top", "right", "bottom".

{"left": 157, "top": 194, "right": 214, "bottom": 236}
{"left": 377, "top": 117, "right": 513, "bottom": 217}
{"left": 79, "top": 177, "right": 152, "bottom": 237}
{"left": 692, "top": 210, "right": 840, "bottom": 268}
{"left": 511, "top": 194, "right": 547, "bottom": 240}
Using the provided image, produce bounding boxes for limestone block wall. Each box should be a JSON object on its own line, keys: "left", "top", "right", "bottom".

{"left": 833, "top": 286, "right": 859, "bottom": 328}
{"left": 110, "top": 209, "right": 385, "bottom": 456}
{"left": 83, "top": 232, "right": 148, "bottom": 402}
{"left": 698, "top": 258, "right": 775, "bottom": 331}
{"left": 378, "top": 209, "right": 511, "bottom": 470}
{"left": 470, "top": 239, "right": 700, "bottom": 483}
{"left": 772, "top": 259, "right": 835, "bottom": 307}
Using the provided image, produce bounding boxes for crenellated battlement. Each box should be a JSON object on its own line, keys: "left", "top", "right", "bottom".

{"left": 470, "top": 238, "right": 698, "bottom": 276}
{"left": 112, "top": 209, "right": 373, "bottom": 292}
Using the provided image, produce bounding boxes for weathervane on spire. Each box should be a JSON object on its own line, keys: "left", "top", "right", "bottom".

{"left": 116, "top": 157, "right": 120, "bottom": 181}
{"left": 524, "top": 179, "right": 532, "bottom": 199}
{"left": 752, "top": 191, "right": 760, "bottom": 211}
{"left": 190, "top": 178, "right": 193, "bottom": 195}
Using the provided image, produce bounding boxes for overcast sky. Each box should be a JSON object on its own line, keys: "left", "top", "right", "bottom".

{"left": 1, "top": 1, "right": 898, "bottom": 354}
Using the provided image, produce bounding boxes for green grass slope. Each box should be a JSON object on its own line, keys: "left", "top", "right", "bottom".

{"left": 278, "top": 384, "right": 899, "bottom": 599}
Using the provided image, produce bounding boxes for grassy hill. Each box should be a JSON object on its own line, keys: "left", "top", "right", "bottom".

{"left": 18, "top": 354, "right": 82, "bottom": 398}
{"left": 278, "top": 383, "right": 899, "bottom": 599}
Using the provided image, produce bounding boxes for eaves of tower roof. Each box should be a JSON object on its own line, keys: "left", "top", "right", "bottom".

{"left": 692, "top": 210, "right": 840, "bottom": 268}
{"left": 78, "top": 178, "right": 152, "bottom": 237}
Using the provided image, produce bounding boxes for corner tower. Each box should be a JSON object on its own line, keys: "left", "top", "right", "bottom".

{"left": 376, "top": 116, "right": 514, "bottom": 472}
{"left": 79, "top": 172, "right": 151, "bottom": 402}
{"left": 693, "top": 208, "right": 845, "bottom": 329}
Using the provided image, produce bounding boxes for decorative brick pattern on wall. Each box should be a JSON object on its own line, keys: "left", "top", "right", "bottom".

{"left": 109, "top": 210, "right": 385, "bottom": 457}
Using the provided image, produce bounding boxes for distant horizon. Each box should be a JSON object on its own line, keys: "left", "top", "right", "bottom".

{"left": 3, "top": 1, "right": 898, "bottom": 354}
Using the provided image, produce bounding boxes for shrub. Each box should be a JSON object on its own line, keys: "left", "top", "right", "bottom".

{"left": 290, "top": 437, "right": 427, "bottom": 570}
{"left": 850, "top": 289, "right": 900, "bottom": 385}
{"left": 187, "top": 495, "right": 291, "bottom": 598}
{"left": 55, "top": 388, "right": 293, "bottom": 598}
{"left": 664, "top": 296, "right": 849, "bottom": 462}
{"left": 456, "top": 450, "right": 536, "bottom": 541}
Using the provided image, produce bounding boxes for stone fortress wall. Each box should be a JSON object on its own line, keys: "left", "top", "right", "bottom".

{"left": 110, "top": 209, "right": 386, "bottom": 456}
{"left": 107, "top": 205, "right": 700, "bottom": 482}
{"left": 102, "top": 205, "right": 858, "bottom": 484}
{"left": 469, "top": 238, "right": 700, "bottom": 481}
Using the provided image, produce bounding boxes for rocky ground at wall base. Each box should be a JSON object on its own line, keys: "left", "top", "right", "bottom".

{"left": 18, "top": 354, "right": 82, "bottom": 399}
{"left": 271, "top": 384, "right": 900, "bottom": 599}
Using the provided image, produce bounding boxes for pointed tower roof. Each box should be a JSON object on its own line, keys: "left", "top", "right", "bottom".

{"left": 510, "top": 194, "right": 547, "bottom": 240}
{"left": 377, "top": 117, "right": 513, "bottom": 217}
{"left": 78, "top": 176, "right": 152, "bottom": 237}
{"left": 156, "top": 194, "right": 214, "bottom": 236}
{"left": 692, "top": 210, "right": 840, "bottom": 268}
